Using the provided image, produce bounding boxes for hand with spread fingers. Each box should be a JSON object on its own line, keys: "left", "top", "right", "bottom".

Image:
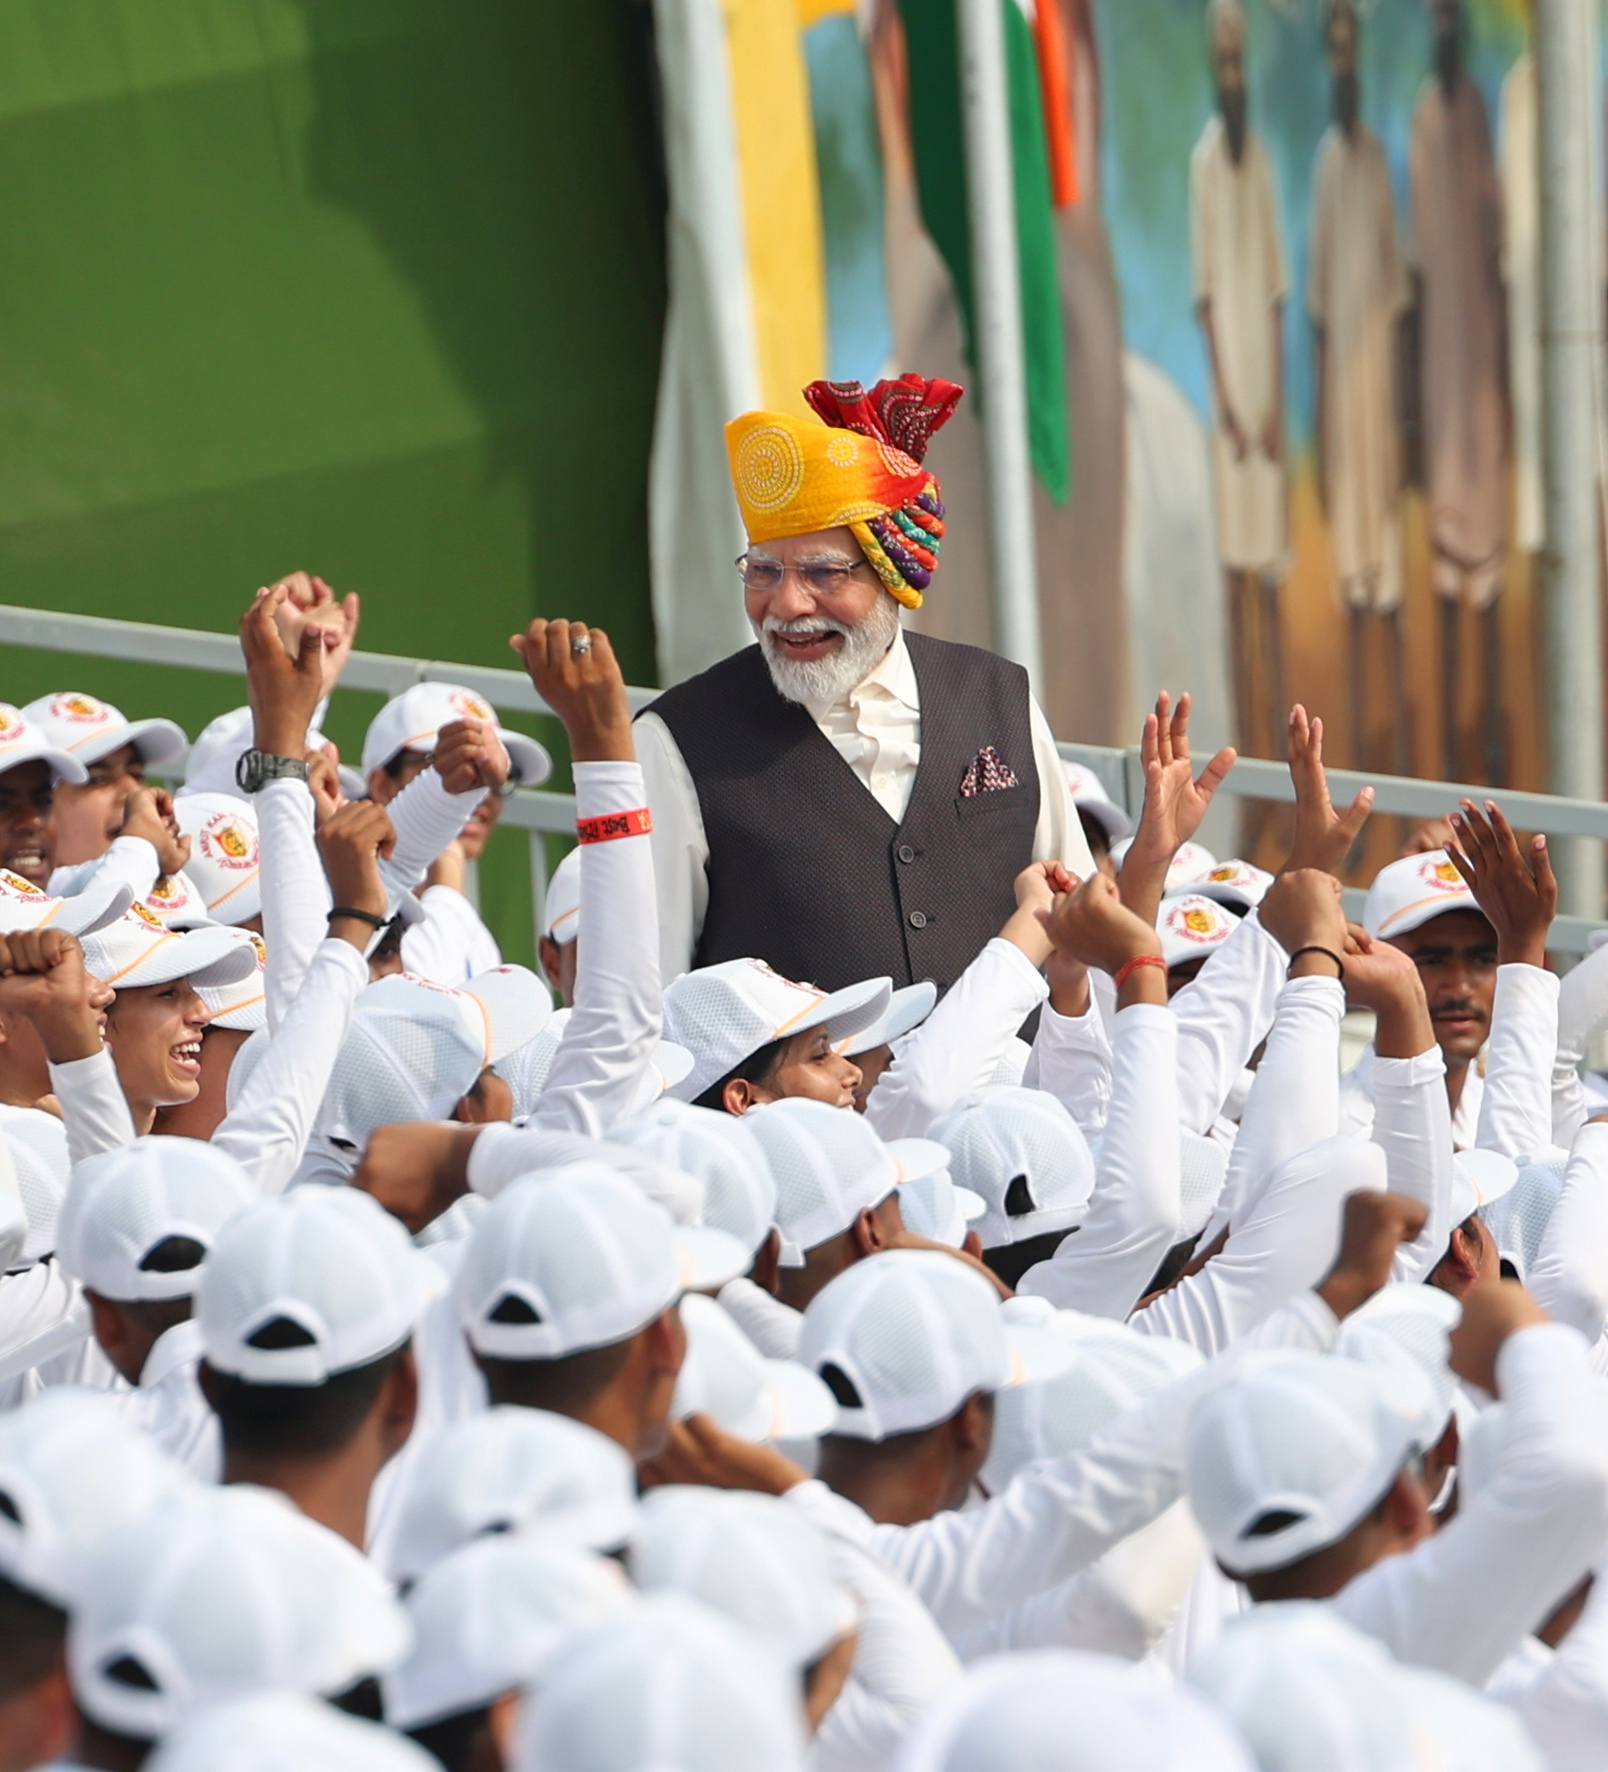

{"left": 1446, "top": 799, "right": 1557, "bottom": 970}
{"left": 1283, "top": 704, "right": 1372, "bottom": 874}
{"left": 511, "top": 619, "right": 633, "bottom": 764}
{"left": 1118, "top": 691, "right": 1236, "bottom": 926}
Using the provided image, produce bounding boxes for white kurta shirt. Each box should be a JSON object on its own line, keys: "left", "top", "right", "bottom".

{"left": 635, "top": 627, "right": 1094, "bottom": 985}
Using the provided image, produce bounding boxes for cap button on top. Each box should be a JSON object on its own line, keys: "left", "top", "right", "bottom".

{"left": 908, "top": 910, "right": 927, "bottom": 929}
{"left": 897, "top": 844, "right": 916, "bottom": 864}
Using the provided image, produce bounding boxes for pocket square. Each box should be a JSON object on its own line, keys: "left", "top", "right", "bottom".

{"left": 959, "top": 746, "right": 1019, "bottom": 797}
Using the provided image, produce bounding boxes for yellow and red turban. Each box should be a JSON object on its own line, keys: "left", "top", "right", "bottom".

{"left": 725, "top": 374, "right": 964, "bottom": 609}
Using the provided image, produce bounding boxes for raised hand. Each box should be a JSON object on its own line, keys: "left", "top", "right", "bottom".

{"left": 1119, "top": 691, "right": 1235, "bottom": 925}
{"left": 118, "top": 784, "right": 190, "bottom": 877}
{"left": 352, "top": 1121, "right": 477, "bottom": 1233}
{"left": 1446, "top": 801, "right": 1556, "bottom": 970}
{"left": 304, "top": 747, "right": 345, "bottom": 827}
{"left": 510, "top": 619, "right": 633, "bottom": 764}
{"left": 0, "top": 929, "right": 105, "bottom": 1063}
{"left": 240, "top": 581, "right": 326, "bottom": 759}
{"left": 1315, "top": 1190, "right": 1430, "bottom": 1320}
{"left": 432, "top": 717, "right": 510, "bottom": 797}
{"left": 1284, "top": 704, "right": 1372, "bottom": 874}
{"left": 1448, "top": 1278, "right": 1550, "bottom": 1396}
{"left": 1258, "top": 866, "right": 1348, "bottom": 968}
{"left": 1041, "top": 872, "right": 1164, "bottom": 981}
{"left": 317, "top": 800, "right": 396, "bottom": 942}
{"left": 1341, "top": 927, "right": 1433, "bottom": 1059}
{"left": 637, "top": 1414, "right": 806, "bottom": 1496}
{"left": 268, "top": 571, "right": 360, "bottom": 698}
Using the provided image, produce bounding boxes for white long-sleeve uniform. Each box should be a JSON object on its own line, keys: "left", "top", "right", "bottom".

{"left": 1484, "top": 1549, "right": 1608, "bottom": 1772}
{"left": 49, "top": 834, "right": 161, "bottom": 907}
{"left": 1475, "top": 963, "right": 1560, "bottom": 1160}
{"left": 1368, "top": 1044, "right": 1455, "bottom": 1284}
{"left": 1553, "top": 941, "right": 1608, "bottom": 1147}
{"left": 1526, "top": 1123, "right": 1608, "bottom": 1345}
{"left": 401, "top": 884, "right": 501, "bottom": 986}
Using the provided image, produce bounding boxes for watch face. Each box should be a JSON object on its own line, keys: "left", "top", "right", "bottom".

{"left": 234, "top": 750, "right": 259, "bottom": 792}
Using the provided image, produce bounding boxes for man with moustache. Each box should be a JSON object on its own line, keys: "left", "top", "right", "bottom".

{"left": 635, "top": 375, "right": 1093, "bottom": 994}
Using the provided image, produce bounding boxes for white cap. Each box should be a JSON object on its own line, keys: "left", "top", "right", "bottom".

{"left": 1194, "top": 859, "right": 1275, "bottom": 913}
{"left": 1062, "top": 761, "right": 1133, "bottom": 844}
{"left": 0, "top": 1389, "right": 186, "bottom": 1606}
{"left": 843, "top": 981, "right": 938, "bottom": 1057}
{"left": 1364, "top": 850, "right": 1482, "bottom": 941}
{"left": 606, "top": 1100, "right": 778, "bottom": 1257}
{"left": 629, "top": 1489, "right": 856, "bottom": 1669}
{"left": 0, "top": 866, "right": 132, "bottom": 935}
{"left": 456, "top": 1172, "right": 747, "bottom": 1360}
{"left": 889, "top": 1650, "right": 1256, "bottom": 1772}
{"left": 982, "top": 1317, "right": 1201, "bottom": 1494}
{"left": 1189, "top": 1601, "right": 1545, "bottom": 1772}
{"left": 142, "top": 868, "right": 213, "bottom": 929}
{"left": 70, "top": 1482, "right": 410, "bottom": 1741}
{"left": 673, "top": 1293, "right": 836, "bottom": 1440}
{"left": 543, "top": 844, "right": 582, "bottom": 944}
{"left": 385, "top": 1536, "right": 634, "bottom": 1731}
{"left": 496, "top": 1009, "right": 694, "bottom": 1120}
{"left": 929, "top": 1088, "right": 1094, "bottom": 1250}
{"left": 663, "top": 958, "right": 892, "bottom": 1103}
{"left": 797, "top": 1249, "right": 1073, "bottom": 1441}
{"left": 361, "top": 682, "right": 551, "bottom": 786}
{"left": 367, "top": 967, "right": 553, "bottom": 1067}
{"left": 742, "top": 1097, "right": 939, "bottom": 1266}
{"left": 386, "top": 1406, "right": 638, "bottom": 1584}
{"left": 1158, "top": 892, "right": 1238, "bottom": 968}
{"left": 56, "top": 1137, "right": 253, "bottom": 1302}
{"left": 1336, "top": 1284, "right": 1462, "bottom": 1448}
{"left": 172, "top": 794, "right": 262, "bottom": 925}
{"left": 514, "top": 1594, "right": 807, "bottom": 1772}
{"left": 0, "top": 702, "right": 88, "bottom": 783}
{"left": 1185, "top": 1349, "right": 1435, "bottom": 1576}
{"left": 1481, "top": 1148, "right": 1567, "bottom": 1280}
{"left": 147, "top": 1693, "right": 439, "bottom": 1772}
{"left": 897, "top": 1166, "right": 987, "bottom": 1249}
{"left": 80, "top": 903, "right": 258, "bottom": 990}
{"left": 1113, "top": 836, "right": 1218, "bottom": 892}
{"left": 1450, "top": 1147, "right": 1519, "bottom": 1228}
{"left": 199, "top": 929, "right": 267, "bottom": 1032}
{"left": 22, "top": 692, "right": 186, "bottom": 769}
{"left": 197, "top": 1187, "right": 437, "bottom": 1384}
{"left": 0, "top": 1111, "right": 68, "bottom": 1265}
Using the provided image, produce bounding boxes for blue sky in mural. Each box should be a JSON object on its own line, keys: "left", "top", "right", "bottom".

{"left": 1095, "top": 0, "right": 1531, "bottom": 447}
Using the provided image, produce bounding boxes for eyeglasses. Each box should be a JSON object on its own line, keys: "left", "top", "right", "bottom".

{"left": 737, "top": 555, "right": 868, "bottom": 596}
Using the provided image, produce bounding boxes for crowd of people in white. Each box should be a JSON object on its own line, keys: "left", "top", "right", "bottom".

{"left": 0, "top": 567, "right": 1605, "bottom": 1772}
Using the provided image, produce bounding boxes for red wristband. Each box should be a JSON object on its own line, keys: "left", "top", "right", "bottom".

{"left": 575, "top": 807, "right": 653, "bottom": 844}
{"left": 1113, "top": 952, "right": 1168, "bottom": 991}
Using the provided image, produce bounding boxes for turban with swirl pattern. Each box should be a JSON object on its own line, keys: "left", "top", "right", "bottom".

{"left": 724, "top": 375, "right": 964, "bottom": 609}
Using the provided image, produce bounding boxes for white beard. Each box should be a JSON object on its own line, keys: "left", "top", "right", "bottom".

{"left": 755, "top": 593, "right": 902, "bottom": 705}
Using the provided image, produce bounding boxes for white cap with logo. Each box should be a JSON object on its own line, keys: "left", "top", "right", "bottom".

{"left": 69, "top": 1482, "right": 410, "bottom": 1741}
{"left": 362, "top": 681, "right": 551, "bottom": 787}
{"left": 197, "top": 1187, "right": 439, "bottom": 1385}
{"left": 1062, "top": 761, "right": 1133, "bottom": 844}
{"left": 147, "top": 1693, "right": 438, "bottom": 1772}
{"left": 1158, "top": 892, "right": 1238, "bottom": 968}
{"left": 664, "top": 958, "right": 892, "bottom": 1103}
{"left": 0, "top": 1389, "right": 186, "bottom": 1607}
{"left": 455, "top": 1172, "right": 747, "bottom": 1361}
{"left": 199, "top": 930, "right": 267, "bottom": 1032}
{"left": 173, "top": 793, "right": 262, "bottom": 925}
{"left": 606, "top": 1100, "right": 778, "bottom": 1257}
{"left": 516, "top": 1594, "right": 807, "bottom": 1772}
{"left": 798, "top": 1249, "right": 1074, "bottom": 1442}
{"left": 1184, "top": 1349, "right": 1435, "bottom": 1577}
{"left": 930, "top": 1087, "right": 1095, "bottom": 1250}
{"left": 23, "top": 692, "right": 186, "bottom": 770}
{"left": 80, "top": 904, "right": 258, "bottom": 991}
{"left": 1364, "top": 850, "right": 1481, "bottom": 941}
{"left": 56, "top": 1137, "right": 253, "bottom": 1302}
{"left": 0, "top": 866, "right": 132, "bottom": 936}
{"left": 1112, "top": 837, "right": 1218, "bottom": 892}
{"left": 673, "top": 1293, "right": 836, "bottom": 1441}
{"left": 1194, "top": 859, "right": 1275, "bottom": 913}
{"left": 386, "top": 1406, "right": 639, "bottom": 1585}
{"left": 0, "top": 702, "right": 89, "bottom": 784}
{"left": 742, "top": 1096, "right": 946, "bottom": 1267}
{"left": 385, "top": 1535, "right": 635, "bottom": 1732}
{"left": 629, "top": 1488, "right": 857, "bottom": 1671}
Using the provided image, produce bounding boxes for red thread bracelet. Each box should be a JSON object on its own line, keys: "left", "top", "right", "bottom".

{"left": 575, "top": 807, "right": 653, "bottom": 845}
{"left": 1113, "top": 953, "right": 1168, "bottom": 990}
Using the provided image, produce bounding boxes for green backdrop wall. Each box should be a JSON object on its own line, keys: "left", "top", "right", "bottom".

{"left": 0, "top": 0, "right": 667, "bottom": 965}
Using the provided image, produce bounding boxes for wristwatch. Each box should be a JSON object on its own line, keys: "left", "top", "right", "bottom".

{"left": 235, "top": 749, "right": 311, "bottom": 794}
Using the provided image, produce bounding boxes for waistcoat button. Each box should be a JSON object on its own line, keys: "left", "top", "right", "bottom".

{"left": 897, "top": 844, "right": 916, "bottom": 864}
{"left": 908, "top": 910, "right": 928, "bottom": 929}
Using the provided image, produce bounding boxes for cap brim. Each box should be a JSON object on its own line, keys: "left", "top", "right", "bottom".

{"left": 1451, "top": 1150, "right": 1519, "bottom": 1226}
{"left": 497, "top": 728, "right": 552, "bottom": 788}
{"left": 1074, "top": 798, "right": 1132, "bottom": 843}
{"left": 806, "top": 976, "right": 894, "bottom": 1048}
{"left": 887, "top": 1137, "right": 952, "bottom": 1187}
{"left": 1371, "top": 893, "right": 1484, "bottom": 941}
{"left": 2, "top": 744, "right": 88, "bottom": 785}
{"left": 738, "top": 1361, "right": 838, "bottom": 1441}
{"left": 105, "top": 922, "right": 259, "bottom": 990}
{"left": 844, "top": 981, "right": 938, "bottom": 1056}
{"left": 1193, "top": 880, "right": 1264, "bottom": 911}
{"left": 51, "top": 877, "right": 134, "bottom": 937}
{"left": 1000, "top": 1323, "right": 1081, "bottom": 1389}
{"left": 673, "top": 1224, "right": 750, "bottom": 1293}
{"left": 76, "top": 718, "right": 188, "bottom": 768}
{"left": 463, "top": 966, "right": 555, "bottom": 1064}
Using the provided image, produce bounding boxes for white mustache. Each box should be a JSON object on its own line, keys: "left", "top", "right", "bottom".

{"left": 763, "top": 615, "right": 849, "bottom": 638}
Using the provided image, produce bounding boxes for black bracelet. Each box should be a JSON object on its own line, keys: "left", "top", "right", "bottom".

{"left": 1288, "top": 944, "right": 1345, "bottom": 979}
{"left": 327, "top": 906, "right": 388, "bottom": 930}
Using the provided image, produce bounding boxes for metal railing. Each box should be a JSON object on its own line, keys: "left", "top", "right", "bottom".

{"left": 4, "top": 601, "right": 1607, "bottom": 955}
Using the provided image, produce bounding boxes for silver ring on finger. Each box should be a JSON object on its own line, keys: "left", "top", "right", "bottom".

{"left": 571, "top": 634, "right": 593, "bottom": 655}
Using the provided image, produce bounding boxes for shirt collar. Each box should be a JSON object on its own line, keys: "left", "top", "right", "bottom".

{"left": 140, "top": 1316, "right": 203, "bottom": 1389}
{"left": 802, "top": 624, "right": 919, "bottom": 723}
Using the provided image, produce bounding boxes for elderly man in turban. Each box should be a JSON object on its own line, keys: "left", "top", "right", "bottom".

{"left": 636, "top": 374, "right": 1094, "bottom": 994}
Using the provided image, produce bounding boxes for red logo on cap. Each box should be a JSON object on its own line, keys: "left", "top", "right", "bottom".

{"left": 0, "top": 870, "right": 42, "bottom": 897}
{"left": 199, "top": 814, "right": 256, "bottom": 870}
{"left": 48, "top": 694, "right": 104, "bottom": 724}
{"left": 128, "top": 901, "right": 167, "bottom": 930}
{"left": 1165, "top": 900, "right": 1224, "bottom": 945}
{"left": 1420, "top": 857, "right": 1465, "bottom": 891}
